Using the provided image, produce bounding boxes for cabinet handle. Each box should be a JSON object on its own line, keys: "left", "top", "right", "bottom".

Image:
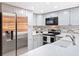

{"left": 11, "top": 31, "right": 13, "bottom": 40}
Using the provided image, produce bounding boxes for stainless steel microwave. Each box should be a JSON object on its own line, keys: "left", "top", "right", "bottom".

{"left": 45, "top": 17, "right": 58, "bottom": 25}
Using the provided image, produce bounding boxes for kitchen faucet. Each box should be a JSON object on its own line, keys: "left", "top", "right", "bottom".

{"left": 66, "top": 34, "right": 76, "bottom": 45}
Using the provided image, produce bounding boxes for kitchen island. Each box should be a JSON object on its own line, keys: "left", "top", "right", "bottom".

{"left": 21, "top": 43, "right": 79, "bottom": 56}
{"left": 21, "top": 33, "right": 79, "bottom": 56}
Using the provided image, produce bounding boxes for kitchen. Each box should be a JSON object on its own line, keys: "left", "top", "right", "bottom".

{"left": 0, "top": 2, "right": 79, "bottom": 56}
{"left": 25, "top": 2, "right": 79, "bottom": 56}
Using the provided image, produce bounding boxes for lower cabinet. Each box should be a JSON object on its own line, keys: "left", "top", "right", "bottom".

{"left": 33, "top": 34, "right": 43, "bottom": 49}
{"left": 33, "top": 36, "right": 38, "bottom": 49}
{"left": 37, "top": 35, "right": 43, "bottom": 47}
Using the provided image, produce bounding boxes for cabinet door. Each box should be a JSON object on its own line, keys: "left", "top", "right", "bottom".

{"left": 27, "top": 11, "right": 33, "bottom": 26}
{"left": 28, "top": 39, "right": 34, "bottom": 50}
{"left": 33, "top": 35, "right": 43, "bottom": 49}
{"left": 28, "top": 26, "right": 34, "bottom": 51}
{"left": 71, "top": 7, "right": 79, "bottom": 25}
{"left": 33, "top": 36, "right": 38, "bottom": 49}
{"left": 58, "top": 10, "right": 70, "bottom": 25}
{"left": 37, "top": 15, "right": 44, "bottom": 26}
{"left": 33, "top": 40, "right": 38, "bottom": 49}
{"left": 37, "top": 35, "right": 43, "bottom": 47}
{"left": 33, "top": 14, "right": 37, "bottom": 26}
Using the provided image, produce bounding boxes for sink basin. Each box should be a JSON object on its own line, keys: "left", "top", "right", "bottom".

{"left": 54, "top": 33, "right": 79, "bottom": 48}
{"left": 53, "top": 38, "right": 73, "bottom": 48}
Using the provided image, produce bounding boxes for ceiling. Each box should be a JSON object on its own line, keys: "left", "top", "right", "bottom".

{"left": 5, "top": 2, "right": 79, "bottom": 14}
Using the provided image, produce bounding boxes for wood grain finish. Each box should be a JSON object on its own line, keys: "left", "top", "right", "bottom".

{"left": 2, "top": 16, "right": 28, "bottom": 32}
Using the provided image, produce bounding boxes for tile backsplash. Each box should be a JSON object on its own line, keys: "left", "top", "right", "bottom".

{"left": 59, "top": 25, "right": 79, "bottom": 33}
{"left": 33, "top": 25, "right": 79, "bottom": 34}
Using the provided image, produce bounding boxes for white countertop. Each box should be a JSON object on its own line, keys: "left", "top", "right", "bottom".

{"left": 21, "top": 43, "right": 79, "bottom": 56}
{"left": 21, "top": 33, "right": 79, "bottom": 56}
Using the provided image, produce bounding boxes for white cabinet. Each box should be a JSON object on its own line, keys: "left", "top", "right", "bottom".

{"left": 28, "top": 26, "right": 34, "bottom": 51}
{"left": 33, "top": 14, "right": 37, "bottom": 26}
{"left": 44, "top": 11, "right": 70, "bottom": 25}
{"left": 33, "top": 35, "right": 38, "bottom": 48}
{"left": 58, "top": 10, "right": 70, "bottom": 25}
{"left": 37, "top": 15, "right": 44, "bottom": 26}
{"left": 37, "top": 35, "right": 43, "bottom": 46}
{"left": 28, "top": 39, "right": 34, "bottom": 50}
{"left": 70, "top": 7, "right": 79, "bottom": 25}
{"left": 27, "top": 11, "right": 33, "bottom": 26}
{"left": 33, "top": 34, "right": 43, "bottom": 49}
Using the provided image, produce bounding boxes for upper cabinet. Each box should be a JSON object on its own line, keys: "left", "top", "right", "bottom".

{"left": 58, "top": 10, "right": 70, "bottom": 25}
{"left": 70, "top": 7, "right": 79, "bottom": 25}
{"left": 27, "top": 11, "right": 33, "bottom": 26}
{"left": 33, "top": 14, "right": 37, "bottom": 26}
{"left": 33, "top": 14, "right": 44, "bottom": 26}
{"left": 44, "top": 11, "right": 70, "bottom": 25}
{"left": 36, "top": 15, "right": 44, "bottom": 26}
{"left": 33, "top": 7, "right": 79, "bottom": 26}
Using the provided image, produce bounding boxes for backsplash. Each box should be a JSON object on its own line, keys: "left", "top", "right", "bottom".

{"left": 33, "top": 25, "right": 79, "bottom": 34}
{"left": 33, "top": 26, "right": 48, "bottom": 33}
{"left": 59, "top": 25, "right": 79, "bottom": 33}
